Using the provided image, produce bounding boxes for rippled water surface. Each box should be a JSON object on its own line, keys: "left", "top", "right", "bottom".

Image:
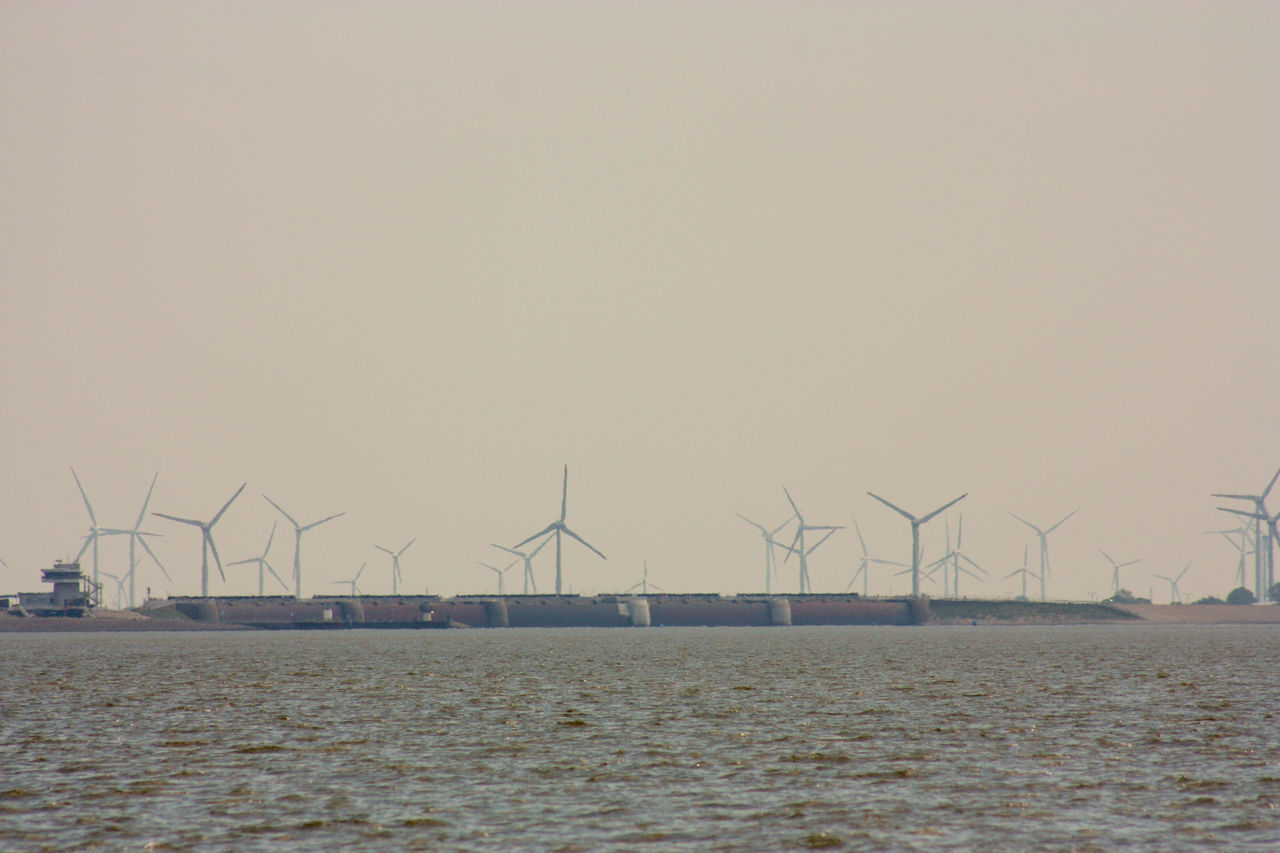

{"left": 3, "top": 625, "right": 1280, "bottom": 851}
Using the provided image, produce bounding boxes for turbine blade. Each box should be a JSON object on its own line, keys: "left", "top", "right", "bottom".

{"left": 1264, "top": 467, "right": 1280, "bottom": 502}
{"left": 211, "top": 483, "right": 246, "bottom": 526}
{"left": 1006, "top": 512, "right": 1042, "bottom": 534}
{"left": 491, "top": 543, "right": 524, "bottom": 558}
{"left": 852, "top": 517, "right": 868, "bottom": 553}
{"left": 264, "top": 521, "right": 277, "bottom": 552}
{"left": 301, "top": 512, "right": 344, "bottom": 531}
{"left": 398, "top": 538, "right": 416, "bottom": 556}
{"left": 561, "top": 525, "right": 605, "bottom": 559}
{"left": 71, "top": 468, "right": 96, "bottom": 524}
{"left": 136, "top": 472, "right": 159, "bottom": 527}
{"left": 867, "top": 492, "right": 913, "bottom": 521}
{"left": 782, "top": 487, "right": 802, "bottom": 518}
{"left": 529, "top": 536, "right": 552, "bottom": 558}
{"left": 1045, "top": 509, "right": 1079, "bottom": 534}
{"left": 737, "top": 513, "right": 767, "bottom": 534}
{"left": 375, "top": 545, "right": 395, "bottom": 556}
{"left": 919, "top": 494, "right": 968, "bottom": 525}
{"left": 137, "top": 535, "right": 171, "bottom": 581}
{"left": 266, "top": 561, "right": 289, "bottom": 590}
{"left": 207, "top": 533, "right": 226, "bottom": 582}
{"left": 263, "top": 495, "right": 299, "bottom": 529}
{"left": 354, "top": 562, "right": 367, "bottom": 581}
{"left": 153, "top": 512, "right": 203, "bottom": 527}
{"left": 560, "top": 465, "right": 569, "bottom": 522}
{"left": 515, "top": 523, "right": 558, "bottom": 549}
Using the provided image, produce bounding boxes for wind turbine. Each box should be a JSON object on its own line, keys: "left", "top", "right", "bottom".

{"left": 513, "top": 465, "right": 605, "bottom": 596}
{"left": 1214, "top": 467, "right": 1280, "bottom": 602}
{"left": 374, "top": 539, "right": 416, "bottom": 595}
{"left": 626, "top": 560, "right": 665, "bottom": 595}
{"left": 1153, "top": 562, "right": 1191, "bottom": 604}
{"left": 490, "top": 537, "right": 551, "bottom": 595}
{"left": 97, "top": 472, "right": 169, "bottom": 608}
{"left": 154, "top": 483, "right": 246, "bottom": 598}
{"left": 479, "top": 559, "right": 518, "bottom": 595}
{"left": 1099, "top": 550, "right": 1142, "bottom": 596}
{"left": 1007, "top": 509, "right": 1078, "bottom": 602}
{"left": 1004, "top": 545, "right": 1039, "bottom": 601}
{"left": 98, "top": 571, "right": 126, "bottom": 610}
{"left": 926, "top": 515, "right": 987, "bottom": 598}
{"left": 780, "top": 488, "right": 842, "bottom": 594}
{"left": 1217, "top": 504, "right": 1280, "bottom": 601}
{"left": 70, "top": 468, "right": 115, "bottom": 591}
{"left": 867, "top": 491, "right": 967, "bottom": 598}
{"left": 844, "top": 516, "right": 904, "bottom": 596}
{"left": 1205, "top": 524, "right": 1255, "bottom": 590}
{"left": 737, "top": 512, "right": 794, "bottom": 594}
{"left": 228, "top": 522, "right": 290, "bottom": 596}
{"left": 333, "top": 562, "right": 367, "bottom": 597}
{"left": 263, "top": 496, "right": 345, "bottom": 599}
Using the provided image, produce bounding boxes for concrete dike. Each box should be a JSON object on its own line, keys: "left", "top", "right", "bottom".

{"left": 8, "top": 594, "right": 1280, "bottom": 631}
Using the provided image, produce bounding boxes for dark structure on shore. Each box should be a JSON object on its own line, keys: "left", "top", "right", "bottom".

{"left": 156, "top": 593, "right": 925, "bottom": 629}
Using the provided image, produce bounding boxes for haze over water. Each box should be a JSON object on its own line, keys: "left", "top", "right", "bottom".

{"left": 4, "top": 625, "right": 1279, "bottom": 851}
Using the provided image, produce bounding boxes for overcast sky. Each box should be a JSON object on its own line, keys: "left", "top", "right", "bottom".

{"left": 2, "top": 2, "right": 1277, "bottom": 604}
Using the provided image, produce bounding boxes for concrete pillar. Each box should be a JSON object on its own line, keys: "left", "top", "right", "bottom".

{"left": 626, "top": 597, "right": 651, "bottom": 627}
{"left": 768, "top": 597, "right": 792, "bottom": 626}
{"left": 484, "top": 599, "right": 509, "bottom": 628}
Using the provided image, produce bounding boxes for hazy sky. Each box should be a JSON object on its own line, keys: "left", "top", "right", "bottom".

{"left": 2, "top": 2, "right": 1277, "bottom": 604}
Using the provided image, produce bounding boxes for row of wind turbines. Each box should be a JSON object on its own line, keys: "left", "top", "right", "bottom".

{"left": 57, "top": 463, "right": 1279, "bottom": 607}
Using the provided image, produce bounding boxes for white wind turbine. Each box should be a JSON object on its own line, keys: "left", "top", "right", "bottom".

{"left": 925, "top": 515, "right": 987, "bottom": 598}
{"left": 374, "top": 539, "right": 416, "bottom": 596}
{"left": 228, "top": 522, "right": 290, "bottom": 596}
{"left": 479, "top": 559, "right": 518, "bottom": 595}
{"left": 737, "top": 512, "right": 795, "bottom": 594}
{"left": 1217, "top": 504, "right": 1280, "bottom": 601}
{"left": 263, "top": 496, "right": 345, "bottom": 599}
{"left": 97, "top": 473, "right": 169, "bottom": 608}
{"left": 1100, "top": 550, "right": 1142, "bottom": 596}
{"left": 626, "top": 561, "right": 665, "bottom": 595}
{"left": 867, "top": 491, "right": 967, "bottom": 598}
{"left": 333, "top": 562, "right": 367, "bottom": 597}
{"left": 780, "top": 488, "right": 842, "bottom": 594}
{"left": 1204, "top": 524, "right": 1255, "bottom": 590}
{"left": 70, "top": 468, "right": 115, "bottom": 591}
{"left": 1004, "top": 545, "right": 1038, "bottom": 600}
{"left": 154, "top": 483, "right": 246, "bottom": 598}
{"left": 513, "top": 465, "right": 605, "bottom": 596}
{"left": 1153, "top": 563, "right": 1191, "bottom": 604}
{"left": 1007, "top": 509, "right": 1078, "bottom": 602}
{"left": 845, "top": 517, "right": 904, "bottom": 596}
{"left": 98, "top": 571, "right": 126, "bottom": 610}
{"left": 1214, "top": 468, "right": 1280, "bottom": 602}
{"left": 490, "top": 536, "right": 551, "bottom": 595}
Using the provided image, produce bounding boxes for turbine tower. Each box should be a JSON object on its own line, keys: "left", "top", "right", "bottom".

{"left": 867, "top": 491, "right": 967, "bottom": 598}
{"left": 333, "top": 562, "right": 367, "bottom": 597}
{"left": 737, "top": 512, "right": 794, "bottom": 594}
{"left": 375, "top": 539, "right": 416, "bottom": 595}
{"left": 845, "top": 517, "right": 904, "bottom": 596}
{"left": 1004, "top": 545, "right": 1038, "bottom": 600}
{"left": 479, "top": 559, "right": 518, "bottom": 595}
{"left": 513, "top": 465, "right": 605, "bottom": 596}
{"left": 1153, "top": 562, "right": 1191, "bottom": 604}
{"left": 1099, "top": 549, "right": 1142, "bottom": 596}
{"left": 228, "top": 522, "right": 290, "bottom": 596}
{"left": 1007, "top": 509, "right": 1078, "bottom": 602}
{"left": 263, "top": 496, "right": 345, "bottom": 599}
{"left": 781, "top": 488, "right": 842, "bottom": 594}
{"left": 98, "top": 472, "right": 169, "bottom": 608}
{"left": 154, "top": 483, "right": 246, "bottom": 598}
{"left": 490, "top": 537, "right": 551, "bottom": 595}
{"left": 1214, "top": 467, "right": 1280, "bottom": 601}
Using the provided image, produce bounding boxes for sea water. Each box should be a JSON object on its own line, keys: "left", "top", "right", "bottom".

{"left": 2, "top": 625, "right": 1279, "bottom": 851}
